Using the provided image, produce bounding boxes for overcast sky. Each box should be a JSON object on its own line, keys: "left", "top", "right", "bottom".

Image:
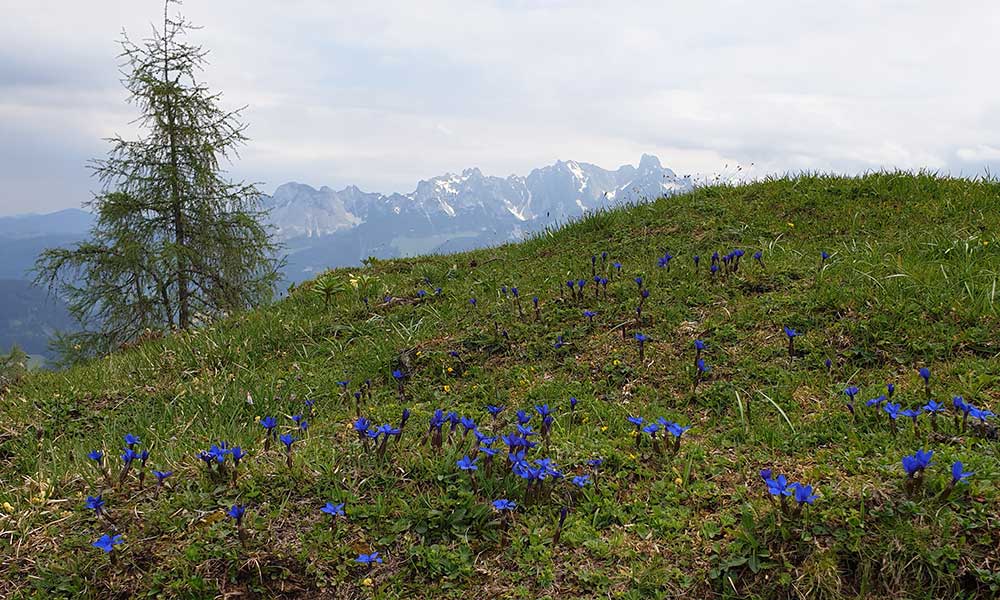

{"left": 3, "top": 1, "right": 1000, "bottom": 215}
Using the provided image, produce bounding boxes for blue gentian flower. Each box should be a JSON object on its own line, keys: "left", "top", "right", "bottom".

{"left": 918, "top": 367, "right": 930, "bottom": 383}
{"left": 694, "top": 339, "right": 705, "bottom": 351}
{"left": 923, "top": 400, "right": 944, "bottom": 415}
{"left": 124, "top": 433, "right": 140, "bottom": 448}
{"left": 783, "top": 326, "right": 797, "bottom": 338}
{"left": 231, "top": 447, "right": 247, "bottom": 465}
{"left": 392, "top": 369, "right": 405, "bottom": 381}
{"left": 516, "top": 410, "right": 531, "bottom": 425}
{"left": 554, "top": 335, "right": 564, "bottom": 349}
{"left": 87, "top": 450, "right": 103, "bottom": 463}
{"left": 587, "top": 458, "right": 603, "bottom": 468}
{"left": 355, "top": 552, "right": 382, "bottom": 565}
{"left": 279, "top": 434, "right": 296, "bottom": 450}
{"left": 634, "top": 276, "right": 643, "bottom": 288}
{"left": 902, "top": 449, "right": 933, "bottom": 476}
{"left": 153, "top": 470, "right": 172, "bottom": 484}
{"left": 569, "top": 397, "right": 578, "bottom": 411}
{"left": 887, "top": 383, "right": 895, "bottom": 397}
{"left": 535, "top": 404, "right": 552, "bottom": 418}
{"left": 792, "top": 483, "right": 817, "bottom": 505}
{"left": 260, "top": 416, "right": 277, "bottom": 432}
{"left": 951, "top": 461, "right": 973, "bottom": 484}
{"left": 765, "top": 475, "right": 792, "bottom": 496}
{"left": 486, "top": 404, "right": 504, "bottom": 418}
{"left": 696, "top": 359, "right": 709, "bottom": 373}
{"left": 92, "top": 533, "right": 123, "bottom": 553}
{"left": 844, "top": 386, "right": 859, "bottom": 401}
{"left": 666, "top": 423, "right": 691, "bottom": 438}
{"left": 492, "top": 499, "right": 516, "bottom": 511}
{"left": 85, "top": 494, "right": 104, "bottom": 514}
{"left": 583, "top": 310, "right": 596, "bottom": 324}
{"left": 759, "top": 468, "right": 772, "bottom": 480}
{"left": 456, "top": 455, "right": 479, "bottom": 471}
{"left": 821, "top": 251, "right": 830, "bottom": 261}
{"left": 469, "top": 297, "right": 477, "bottom": 307}
{"left": 866, "top": 395, "right": 887, "bottom": 408}
{"left": 884, "top": 402, "right": 902, "bottom": 420}
{"left": 626, "top": 416, "right": 644, "bottom": 429}
{"left": 121, "top": 448, "right": 138, "bottom": 465}
{"left": 321, "top": 502, "right": 345, "bottom": 517}
{"left": 227, "top": 505, "right": 246, "bottom": 521}
{"left": 572, "top": 475, "right": 591, "bottom": 488}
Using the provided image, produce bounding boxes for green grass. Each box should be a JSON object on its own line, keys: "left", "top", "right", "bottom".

{"left": 1, "top": 172, "right": 999, "bottom": 599}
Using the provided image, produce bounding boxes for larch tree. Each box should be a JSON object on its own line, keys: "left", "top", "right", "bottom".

{"left": 35, "top": 0, "right": 282, "bottom": 362}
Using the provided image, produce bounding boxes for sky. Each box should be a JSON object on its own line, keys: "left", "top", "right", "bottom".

{"left": 3, "top": 0, "right": 1000, "bottom": 215}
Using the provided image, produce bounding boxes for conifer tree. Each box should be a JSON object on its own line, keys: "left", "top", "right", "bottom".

{"left": 35, "top": 1, "right": 281, "bottom": 361}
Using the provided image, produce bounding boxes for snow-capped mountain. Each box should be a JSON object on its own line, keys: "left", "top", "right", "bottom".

{"left": 262, "top": 154, "right": 689, "bottom": 241}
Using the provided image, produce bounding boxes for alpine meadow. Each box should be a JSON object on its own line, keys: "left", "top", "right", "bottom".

{"left": 2, "top": 1, "right": 1000, "bottom": 599}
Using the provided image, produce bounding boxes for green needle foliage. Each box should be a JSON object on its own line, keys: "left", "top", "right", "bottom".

{"left": 34, "top": 1, "right": 281, "bottom": 363}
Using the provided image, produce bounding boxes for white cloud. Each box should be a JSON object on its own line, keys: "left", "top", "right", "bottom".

{"left": 3, "top": 0, "right": 1000, "bottom": 214}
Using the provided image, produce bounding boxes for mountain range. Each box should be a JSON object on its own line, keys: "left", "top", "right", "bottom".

{"left": 0, "top": 154, "right": 690, "bottom": 356}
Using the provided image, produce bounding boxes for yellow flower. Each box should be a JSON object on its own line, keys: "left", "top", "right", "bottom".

{"left": 612, "top": 359, "right": 621, "bottom": 366}
{"left": 416, "top": 351, "right": 422, "bottom": 357}
{"left": 443, "top": 385, "right": 451, "bottom": 393}
{"left": 674, "top": 477, "right": 683, "bottom": 486}
{"left": 787, "top": 222, "right": 795, "bottom": 228}
{"left": 2, "top": 502, "right": 13, "bottom": 513}
{"left": 447, "top": 367, "right": 454, "bottom": 373}
{"left": 600, "top": 426, "right": 608, "bottom": 432}
{"left": 628, "top": 453, "right": 637, "bottom": 460}
{"left": 362, "top": 578, "right": 373, "bottom": 587}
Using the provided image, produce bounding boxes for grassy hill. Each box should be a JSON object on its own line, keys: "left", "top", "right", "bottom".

{"left": 1, "top": 173, "right": 998, "bottom": 599}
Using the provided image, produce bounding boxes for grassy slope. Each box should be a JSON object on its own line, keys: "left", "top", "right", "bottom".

{"left": 1, "top": 173, "right": 999, "bottom": 599}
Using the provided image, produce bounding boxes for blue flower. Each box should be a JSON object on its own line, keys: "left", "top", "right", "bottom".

{"left": 759, "top": 468, "right": 772, "bottom": 480}
{"left": 765, "top": 474, "right": 792, "bottom": 496}
{"left": 87, "top": 450, "right": 103, "bottom": 462}
{"left": 321, "top": 502, "right": 345, "bottom": 517}
{"left": 951, "top": 461, "right": 973, "bottom": 484}
{"left": 634, "top": 276, "right": 643, "bottom": 288}
{"left": 417, "top": 289, "right": 427, "bottom": 298}
{"left": 970, "top": 406, "right": 995, "bottom": 422}
{"left": 865, "top": 395, "right": 886, "bottom": 408}
{"left": 566, "top": 280, "right": 575, "bottom": 290}
{"left": 354, "top": 417, "right": 371, "bottom": 433}
{"left": 153, "top": 470, "right": 173, "bottom": 483}
{"left": 535, "top": 404, "right": 552, "bottom": 418}
{"left": 516, "top": 410, "right": 531, "bottom": 425}
{"left": 572, "top": 475, "right": 591, "bottom": 488}
{"left": 231, "top": 447, "right": 246, "bottom": 465}
{"left": 492, "top": 499, "right": 516, "bottom": 511}
{"left": 952, "top": 396, "right": 967, "bottom": 412}
{"left": 479, "top": 446, "right": 499, "bottom": 457}
{"left": 843, "top": 386, "right": 859, "bottom": 400}
{"left": 693, "top": 255, "right": 700, "bottom": 265}
{"left": 666, "top": 422, "right": 691, "bottom": 438}
{"left": 821, "top": 251, "right": 830, "bottom": 261}
{"left": 456, "top": 455, "right": 479, "bottom": 471}
{"left": 635, "top": 333, "right": 648, "bottom": 343}
{"left": 355, "top": 552, "right": 383, "bottom": 565}
{"left": 583, "top": 310, "right": 596, "bottom": 322}
{"left": 124, "top": 433, "right": 140, "bottom": 448}
{"left": 121, "top": 448, "right": 138, "bottom": 464}
{"left": 918, "top": 367, "right": 930, "bottom": 383}
{"left": 792, "top": 483, "right": 817, "bottom": 505}
{"left": 336, "top": 380, "right": 350, "bottom": 389}
{"left": 92, "top": 533, "right": 123, "bottom": 553}
{"left": 85, "top": 494, "right": 104, "bottom": 514}
{"left": 227, "top": 505, "right": 246, "bottom": 521}
{"left": 696, "top": 359, "right": 709, "bottom": 373}
{"left": 887, "top": 383, "right": 895, "bottom": 397}
{"left": 260, "top": 416, "right": 277, "bottom": 431}
{"left": 392, "top": 369, "right": 406, "bottom": 381}
{"left": 469, "top": 297, "right": 477, "bottom": 306}
{"left": 884, "top": 402, "right": 902, "bottom": 420}
{"left": 923, "top": 400, "right": 944, "bottom": 414}
{"left": 642, "top": 422, "right": 660, "bottom": 435}
{"left": 486, "top": 404, "right": 504, "bottom": 417}
{"left": 554, "top": 335, "right": 564, "bottom": 349}
{"left": 626, "top": 416, "right": 644, "bottom": 429}
{"left": 587, "top": 458, "right": 603, "bottom": 468}
{"left": 902, "top": 449, "right": 933, "bottom": 476}
{"left": 783, "top": 326, "right": 798, "bottom": 338}
{"left": 694, "top": 339, "right": 705, "bottom": 351}
{"left": 900, "top": 408, "right": 921, "bottom": 423}
{"left": 511, "top": 287, "right": 519, "bottom": 297}
{"left": 279, "top": 434, "right": 296, "bottom": 450}
{"left": 569, "top": 397, "right": 578, "bottom": 410}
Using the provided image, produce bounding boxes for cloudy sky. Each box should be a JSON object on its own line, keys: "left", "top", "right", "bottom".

{"left": 3, "top": 0, "right": 1000, "bottom": 215}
